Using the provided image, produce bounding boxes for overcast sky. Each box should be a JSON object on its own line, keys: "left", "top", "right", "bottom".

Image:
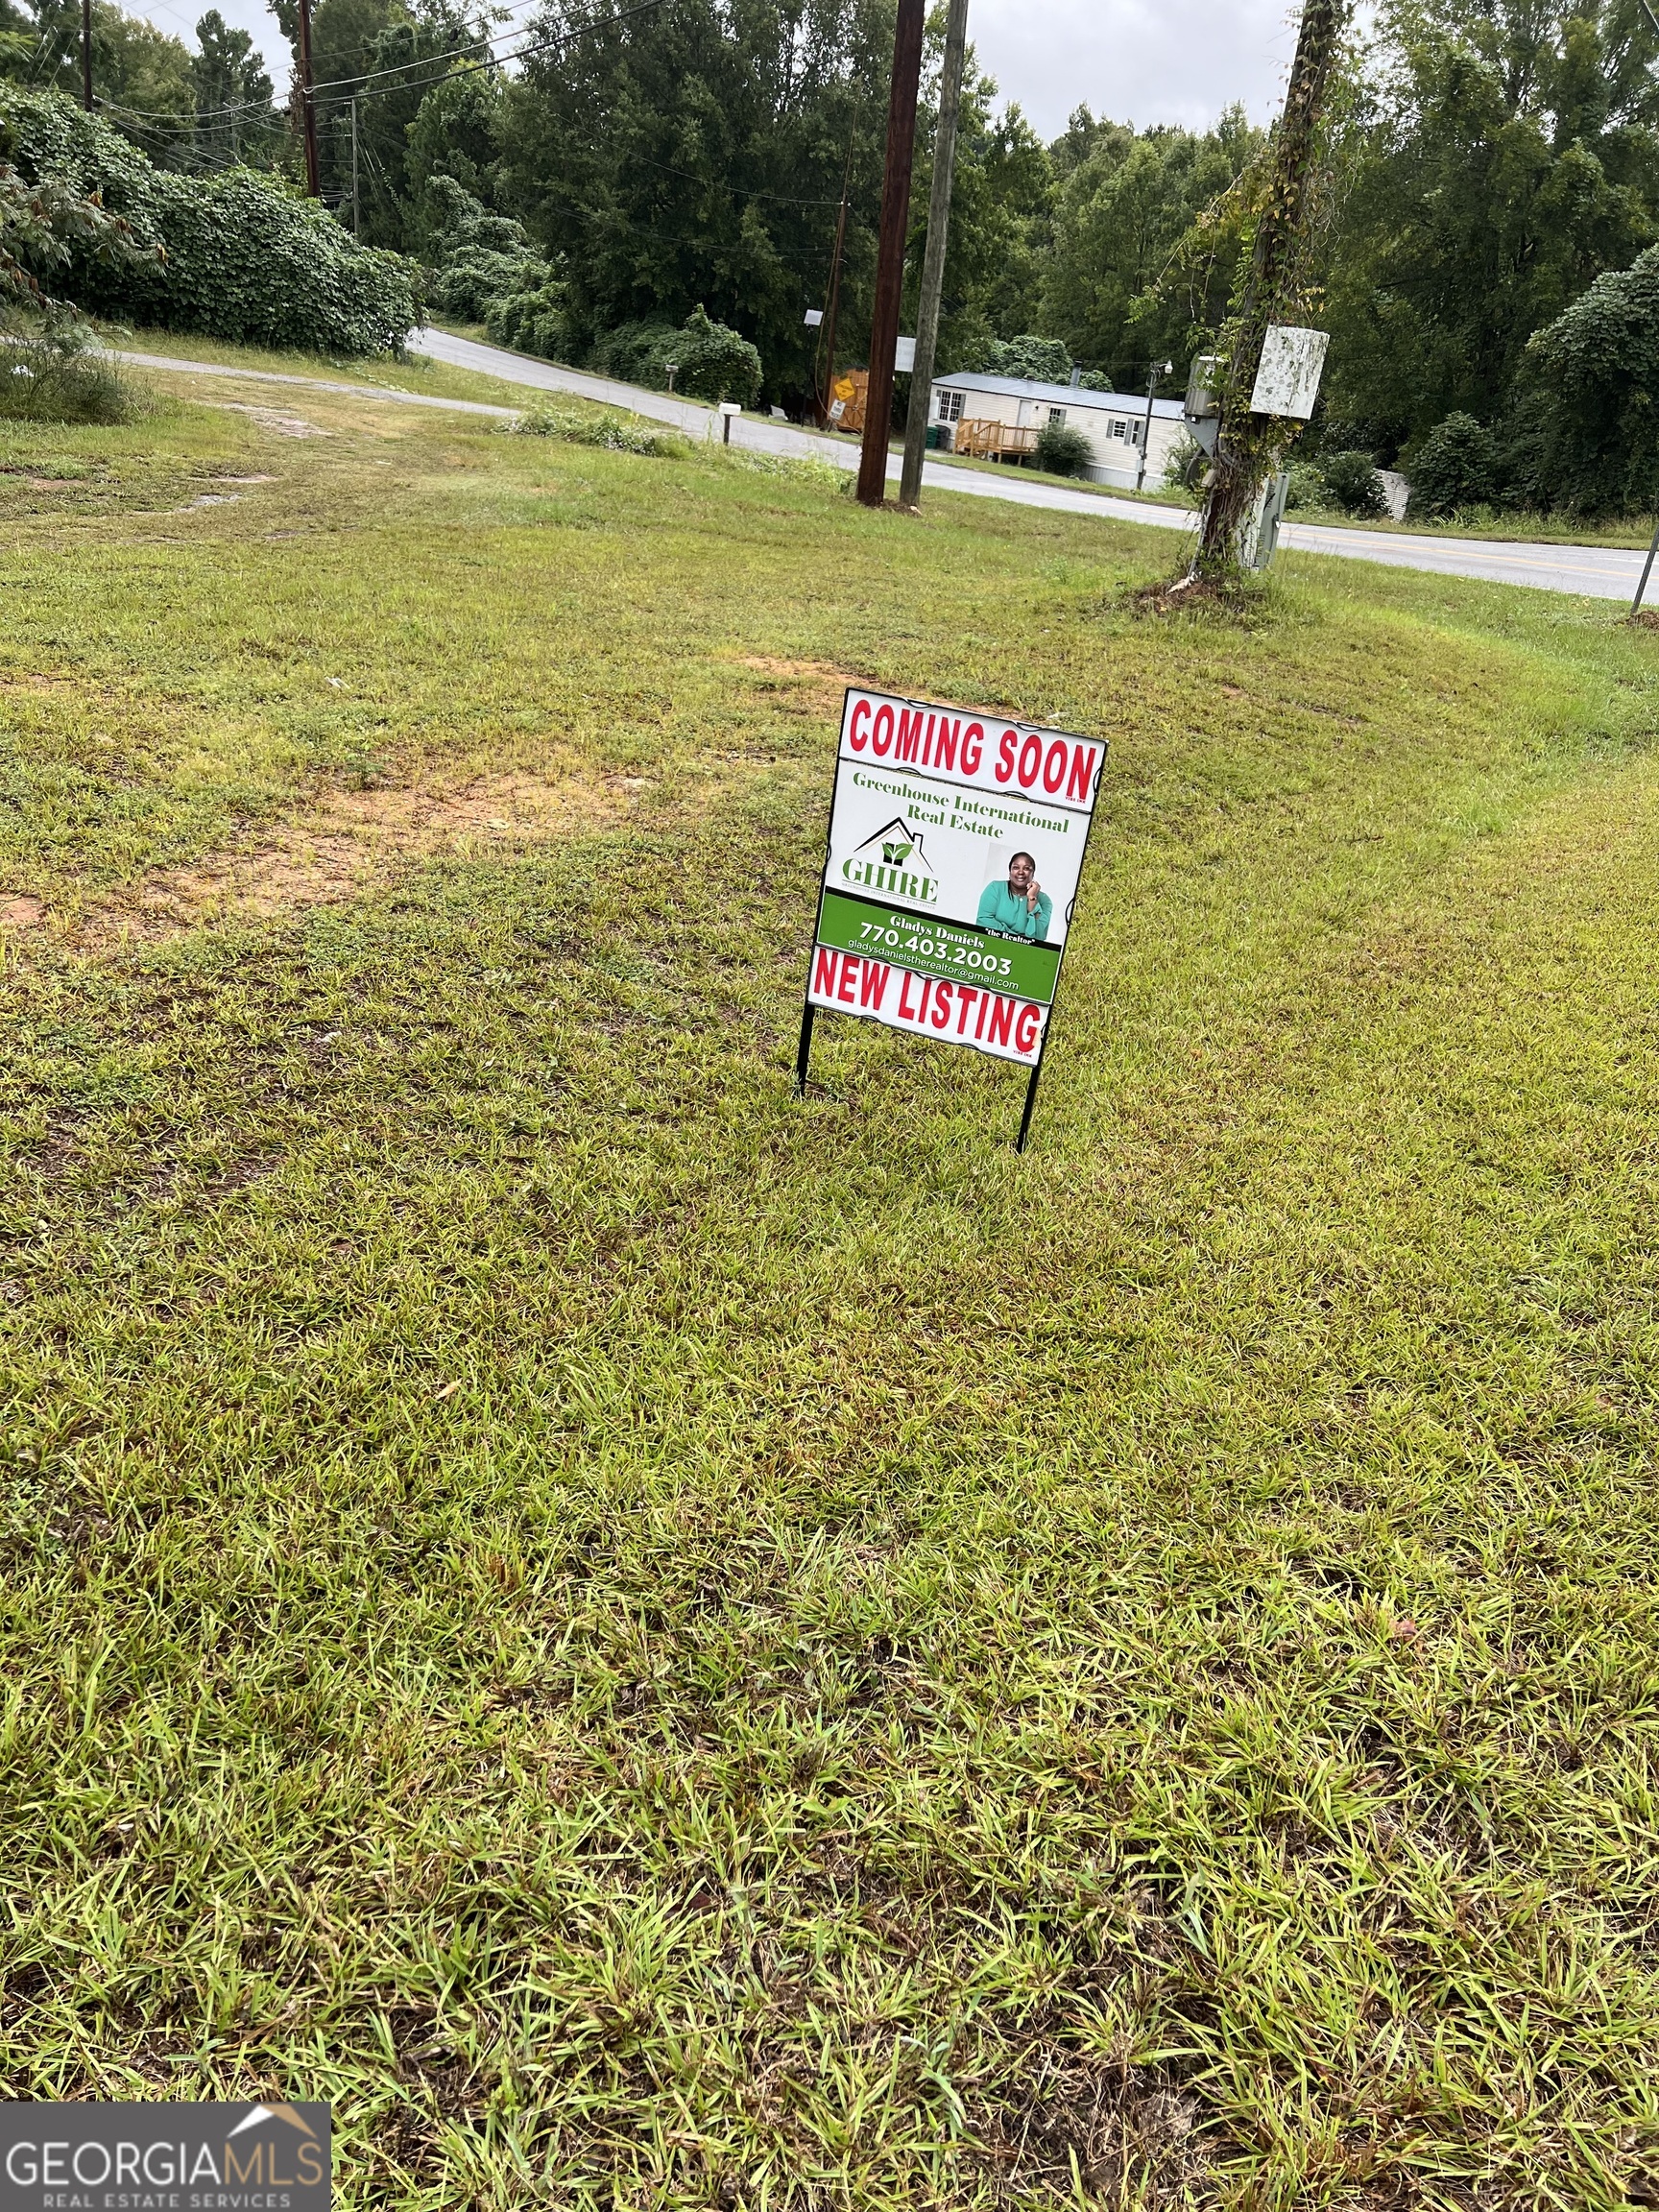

{"left": 970, "top": 0, "right": 1302, "bottom": 137}
{"left": 130, "top": 0, "right": 1301, "bottom": 144}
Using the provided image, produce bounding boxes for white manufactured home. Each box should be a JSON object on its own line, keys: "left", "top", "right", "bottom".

{"left": 928, "top": 372, "right": 1187, "bottom": 489}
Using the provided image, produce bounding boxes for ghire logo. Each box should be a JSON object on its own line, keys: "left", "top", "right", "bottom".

{"left": 1, "top": 2098, "right": 331, "bottom": 2210}
{"left": 842, "top": 817, "right": 937, "bottom": 905}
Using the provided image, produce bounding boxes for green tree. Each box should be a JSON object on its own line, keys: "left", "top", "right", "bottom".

{"left": 269, "top": 0, "right": 476, "bottom": 238}
{"left": 913, "top": 73, "right": 1054, "bottom": 372}
{"left": 27, "top": 0, "right": 195, "bottom": 151}
{"left": 1323, "top": 0, "right": 1659, "bottom": 454}
{"left": 1507, "top": 242, "right": 1659, "bottom": 511}
{"left": 190, "top": 9, "right": 277, "bottom": 169}
{"left": 405, "top": 60, "right": 502, "bottom": 221}
{"left": 1041, "top": 106, "right": 1262, "bottom": 391}
{"left": 496, "top": 0, "right": 899, "bottom": 407}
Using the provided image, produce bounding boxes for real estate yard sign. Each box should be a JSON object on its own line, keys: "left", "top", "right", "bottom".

{"left": 799, "top": 687, "right": 1106, "bottom": 1142}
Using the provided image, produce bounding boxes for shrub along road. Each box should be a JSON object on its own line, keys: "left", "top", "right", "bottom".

{"left": 3, "top": 362, "right": 1659, "bottom": 2204}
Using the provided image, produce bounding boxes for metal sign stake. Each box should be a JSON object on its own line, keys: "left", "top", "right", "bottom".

{"left": 1633, "top": 517, "right": 1659, "bottom": 618}
{"left": 1015, "top": 1039, "right": 1048, "bottom": 1153}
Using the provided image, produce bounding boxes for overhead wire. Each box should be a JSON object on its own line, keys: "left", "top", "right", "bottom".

{"left": 82, "top": 0, "right": 870, "bottom": 301}
{"left": 95, "top": 0, "right": 677, "bottom": 138}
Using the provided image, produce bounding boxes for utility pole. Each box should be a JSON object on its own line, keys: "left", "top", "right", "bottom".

{"left": 818, "top": 139, "right": 854, "bottom": 425}
{"left": 350, "top": 95, "right": 360, "bottom": 236}
{"left": 81, "top": 0, "right": 92, "bottom": 110}
{"left": 1136, "top": 359, "right": 1171, "bottom": 491}
{"left": 296, "top": 0, "right": 320, "bottom": 198}
{"left": 1191, "top": 0, "right": 1347, "bottom": 577}
{"left": 899, "top": 0, "right": 970, "bottom": 509}
{"left": 856, "top": 0, "right": 926, "bottom": 507}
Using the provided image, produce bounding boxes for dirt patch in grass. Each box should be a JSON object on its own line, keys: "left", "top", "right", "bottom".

{"left": 736, "top": 653, "right": 864, "bottom": 703}
{"left": 70, "top": 768, "right": 645, "bottom": 946}
{"left": 983, "top": 2061, "right": 1211, "bottom": 2204}
{"left": 210, "top": 403, "right": 331, "bottom": 440}
{"left": 0, "top": 896, "right": 44, "bottom": 929}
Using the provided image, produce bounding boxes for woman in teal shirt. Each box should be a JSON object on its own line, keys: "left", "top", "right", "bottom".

{"left": 976, "top": 851, "right": 1051, "bottom": 940}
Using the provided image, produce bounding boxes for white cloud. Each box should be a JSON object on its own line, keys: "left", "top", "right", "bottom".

{"left": 969, "top": 0, "right": 1303, "bottom": 139}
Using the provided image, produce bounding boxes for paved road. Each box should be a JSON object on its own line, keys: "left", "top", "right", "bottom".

{"left": 409, "top": 325, "right": 1202, "bottom": 536}
{"left": 412, "top": 332, "right": 1656, "bottom": 603}
{"left": 117, "top": 334, "right": 1651, "bottom": 604}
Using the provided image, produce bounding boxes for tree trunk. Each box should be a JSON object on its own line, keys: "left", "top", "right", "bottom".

{"left": 1192, "top": 0, "right": 1347, "bottom": 578}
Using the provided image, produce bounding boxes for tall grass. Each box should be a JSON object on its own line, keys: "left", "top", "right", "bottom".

{"left": 0, "top": 319, "right": 141, "bottom": 424}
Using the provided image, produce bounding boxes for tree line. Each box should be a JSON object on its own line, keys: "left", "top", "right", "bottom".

{"left": 5, "top": 0, "right": 1659, "bottom": 510}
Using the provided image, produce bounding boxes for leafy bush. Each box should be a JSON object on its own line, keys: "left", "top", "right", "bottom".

{"left": 433, "top": 248, "right": 538, "bottom": 323}
{"left": 591, "top": 305, "right": 761, "bottom": 403}
{"left": 1283, "top": 460, "right": 1328, "bottom": 511}
{"left": 1316, "top": 449, "right": 1387, "bottom": 516}
{"left": 1164, "top": 429, "right": 1207, "bottom": 493}
{"left": 510, "top": 400, "right": 686, "bottom": 455}
{"left": 981, "top": 333, "right": 1073, "bottom": 384}
{"left": 486, "top": 279, "right": 568, "bottom": 362}
{"left": 590, "top": 318, "right": 680, "bottom": 386}
{"left": 1034, "top": 420, "right": 1093, "bottom": 475}
{"left": 0, "top": 154, "right": 153, "bottom": 422}
{"left": 1406, "top": 413, "right": 1500, "bottom": 517}
{"left": 421, "top": 174, "right": 551, "bottom": 328}
{"left": 0, "top": 86, "right": 420, "bottom": 355}
{"left": 1509, "top": 247, "right": 1659, "bottom": 514}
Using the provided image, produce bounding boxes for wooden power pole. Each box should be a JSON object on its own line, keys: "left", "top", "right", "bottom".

{"left": 899, "top": 0, "right": 970, "bottom": 509}
{"left": 817, "top": 141, "right": 853, "bottom": 424}
{"left": 856, "top": 0, "right": 926, "bottom": 507}
{"left": 296, "top": 0, "right": 321, "bottom": 198}
{"left": 1192, "top": 0, "right": 1347, "bottom": 578}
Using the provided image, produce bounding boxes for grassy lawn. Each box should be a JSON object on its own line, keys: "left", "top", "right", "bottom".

{"left": 110, "top": 324, "right": 541, "bottom": 415}
{"left": 5, "top": 354, "right": 1659, "bottom": 2209}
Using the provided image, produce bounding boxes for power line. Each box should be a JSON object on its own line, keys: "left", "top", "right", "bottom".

{"left": 308, "top": 0, "right": 674, "bottom": 99}
{"left": 96, "top": 0, "right": 676, "bottom": 135}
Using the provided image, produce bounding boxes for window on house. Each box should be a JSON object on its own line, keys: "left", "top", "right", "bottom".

{"left": 1047, "top": 405, "right": 1067, "bottom": 425}
{"left": 1110, "top": 419, "right": 1126, "bottom": 439}
{"left": 1128, "top": 420, "right": 1143, "bottom": 447}
{"left": 938, "top": 390, "right": 964, "bottom": 421}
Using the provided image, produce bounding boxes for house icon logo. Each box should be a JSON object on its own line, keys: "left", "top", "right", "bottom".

{"left": 841, "top": 816, "right": 937, "bottom": 905}
{"left": 228, "top": 2104, "right": 321, "bottom": 2143}
{"left": 854, "top": 817, "right": 929, "bottom": 870}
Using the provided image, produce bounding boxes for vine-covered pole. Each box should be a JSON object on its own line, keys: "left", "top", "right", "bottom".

{"left": 1192, "top": 0, "right": 1347, "bottom": 577}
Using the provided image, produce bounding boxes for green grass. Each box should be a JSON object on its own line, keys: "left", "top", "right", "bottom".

{"left": 1289, "top": 501, "right": 1659, "bottom": 549}
{"left": 111, "top": 324, "right": 544, "bottom": 414}
{"left": 5, "top": 355, "right": 1659, "bottom": 2208}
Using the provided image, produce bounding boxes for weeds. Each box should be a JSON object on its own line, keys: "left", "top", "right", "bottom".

{"left": 0, "top": 316, "right": 141, "bottom": 423}
{"left": 509, "top": 397, "right": 688, "bottom": 455}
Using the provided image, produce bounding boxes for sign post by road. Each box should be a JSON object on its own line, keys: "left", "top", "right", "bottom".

{"left": 795, "top": 687, "right": 1106, "bottom": 1149}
